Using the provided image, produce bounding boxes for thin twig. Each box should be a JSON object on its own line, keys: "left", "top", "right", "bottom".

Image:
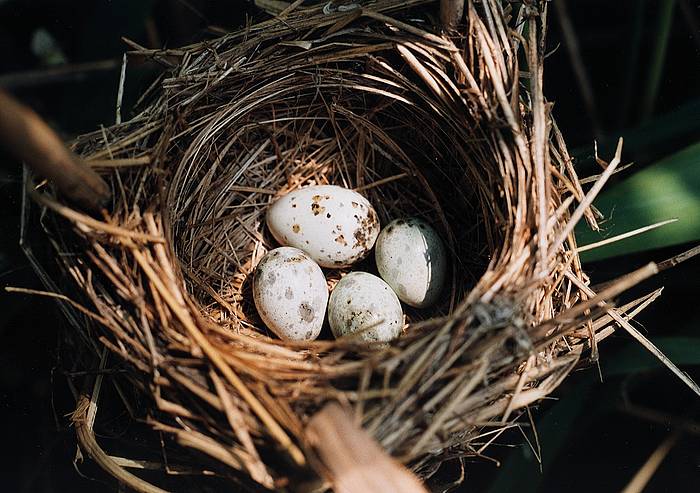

{"left": 0, "top": 59, "right": 119, "bottom": 88}
{"left": 116, "top": 53, "right": 128, "bottom": 125}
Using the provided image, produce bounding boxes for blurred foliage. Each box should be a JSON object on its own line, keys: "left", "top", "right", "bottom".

{"left": 571, "top": 98, "right": 700, "bottom": 175}
{"left": 576, "top": 141, "right": 700, "bottom": 262}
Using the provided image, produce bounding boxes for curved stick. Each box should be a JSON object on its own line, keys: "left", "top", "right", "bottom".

{"left": 0, "top": 89, "right": 111, "bottom": 212}
{"left": 306, "top": 403, "right": 428, "bottom": 493}
{"left": 73, "top": 394, "right": 168, "bottom": 493}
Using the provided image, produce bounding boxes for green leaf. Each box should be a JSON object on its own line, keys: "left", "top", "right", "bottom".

{"left": 604, "top": 337, "right": 700, "bottom": 376}
{"left": 576, "top": 141, "right": 700, "bottom": 262}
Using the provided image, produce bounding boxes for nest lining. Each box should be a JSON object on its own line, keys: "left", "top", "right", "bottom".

{"left": 24, "top": 1, "right": 660, "bottom": 490}
{"left": 165, "top": 61, "right": 491, "bottom": 333}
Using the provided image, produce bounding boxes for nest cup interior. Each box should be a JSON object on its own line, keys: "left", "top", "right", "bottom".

{"left": 165, "top": 62, "right": 492, "bottom": 341}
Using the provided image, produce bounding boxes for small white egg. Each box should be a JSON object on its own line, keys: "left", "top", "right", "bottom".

{"left": 266, "top": 185, "right": 380, "bottom": 268}
{"left": 252, "top": 247, "right": 328, "bottom": 341}
{"left": 328, "top": 272, "right": 403, "bottom": 343}
{"left": 375, "top": 218, "right": 447, "bottom": 308}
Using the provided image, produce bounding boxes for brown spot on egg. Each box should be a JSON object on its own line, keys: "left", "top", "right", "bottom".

{"left": 311, "top": 195, "right": 326, "bottom": 215}
{"left": 285, "top": 287, "right": 294, "bottom": 299}
{"left": 368, "top": 207, "right": 378, "bottom": 225}
{"left": 298, "top": 303, "right": 315, "bottom": 323}
{"left": 311, "top": 202, "right": 325, "bottom": 216}
{"left": 351, "top": 201, "right": 358, "bottom": 208}
{"left": 326, "top": 212, "right": 331, "bottom": 218}
{"left": 292, "top": 224, "right": 301, "bottom": 233}
{"left": 335, "top": 234, "right": 347, "bottom": 246}
{"left": 353, "top": 228, "right": 368, "bottom": 250}
{"left": 352, "top": 207, "right": 379, "bottom": 251}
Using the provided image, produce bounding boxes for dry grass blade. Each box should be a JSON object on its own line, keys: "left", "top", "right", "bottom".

{"left": 620, "top": 431, "right": 682, "bottom": 493}
{"left": 576, "top": 218, "right": 678, "bottom": 253}
{"left": 565, "top": 269, "right": 700, "bottom": 396}
{"left": 549, "top": 137, "right": 624, "bottom": 258}
{"left": 86, "top": 156, "right": 151, "bottom": 168}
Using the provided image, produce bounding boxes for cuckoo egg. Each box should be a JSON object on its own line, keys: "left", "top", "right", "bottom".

{"left": 328, "top": 272, "right": 403, "bottom": 343}
{"left": 375, "top": 218, "right": 447, "bottom": 308}
{"left": 252, "top": 247, "right": 328, "bottom": 341}
{"left": 266, "top": 185, "right": 380, "bottom": 268}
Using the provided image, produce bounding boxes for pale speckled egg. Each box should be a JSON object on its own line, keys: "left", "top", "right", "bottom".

{"left": 328, "top": 272, "right": 403, "bottom": 343}
{"left": 266, "top": 185, "right": 380, "bottom": 268}
{"left": 375, "top": 218, "right": 447, "bottom": 308}
{"left": 252, "top": 247, "right": 328, "bottom": 341}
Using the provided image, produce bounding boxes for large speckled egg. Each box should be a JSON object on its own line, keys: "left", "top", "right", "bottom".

{"left": 328, "top": 272, "right": 403, "bottom": 343}
{"left": 375, "top": 218, "right": 447, "bottom": 308}
{"left": 266, "top": 185, "right": 380, "bottom": 268}
{"left": 252, "top": 247, "right": 328, "bottom": 341}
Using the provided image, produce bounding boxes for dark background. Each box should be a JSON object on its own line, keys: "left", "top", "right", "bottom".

{"left": 1, "top": 1, "right": 698, "bottom": 492}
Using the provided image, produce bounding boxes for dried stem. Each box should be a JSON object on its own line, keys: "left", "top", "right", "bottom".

{"left": 0, "top": 89, "right": 111, "bottom": 211}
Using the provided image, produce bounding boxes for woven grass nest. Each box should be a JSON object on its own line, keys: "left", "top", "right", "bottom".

{"left": 25, "top": 1, "right": 670, "bottom": 491}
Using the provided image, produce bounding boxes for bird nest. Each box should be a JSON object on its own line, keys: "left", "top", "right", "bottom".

{"left": 23, "top": 1, "right": 664, "bottom": 491}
